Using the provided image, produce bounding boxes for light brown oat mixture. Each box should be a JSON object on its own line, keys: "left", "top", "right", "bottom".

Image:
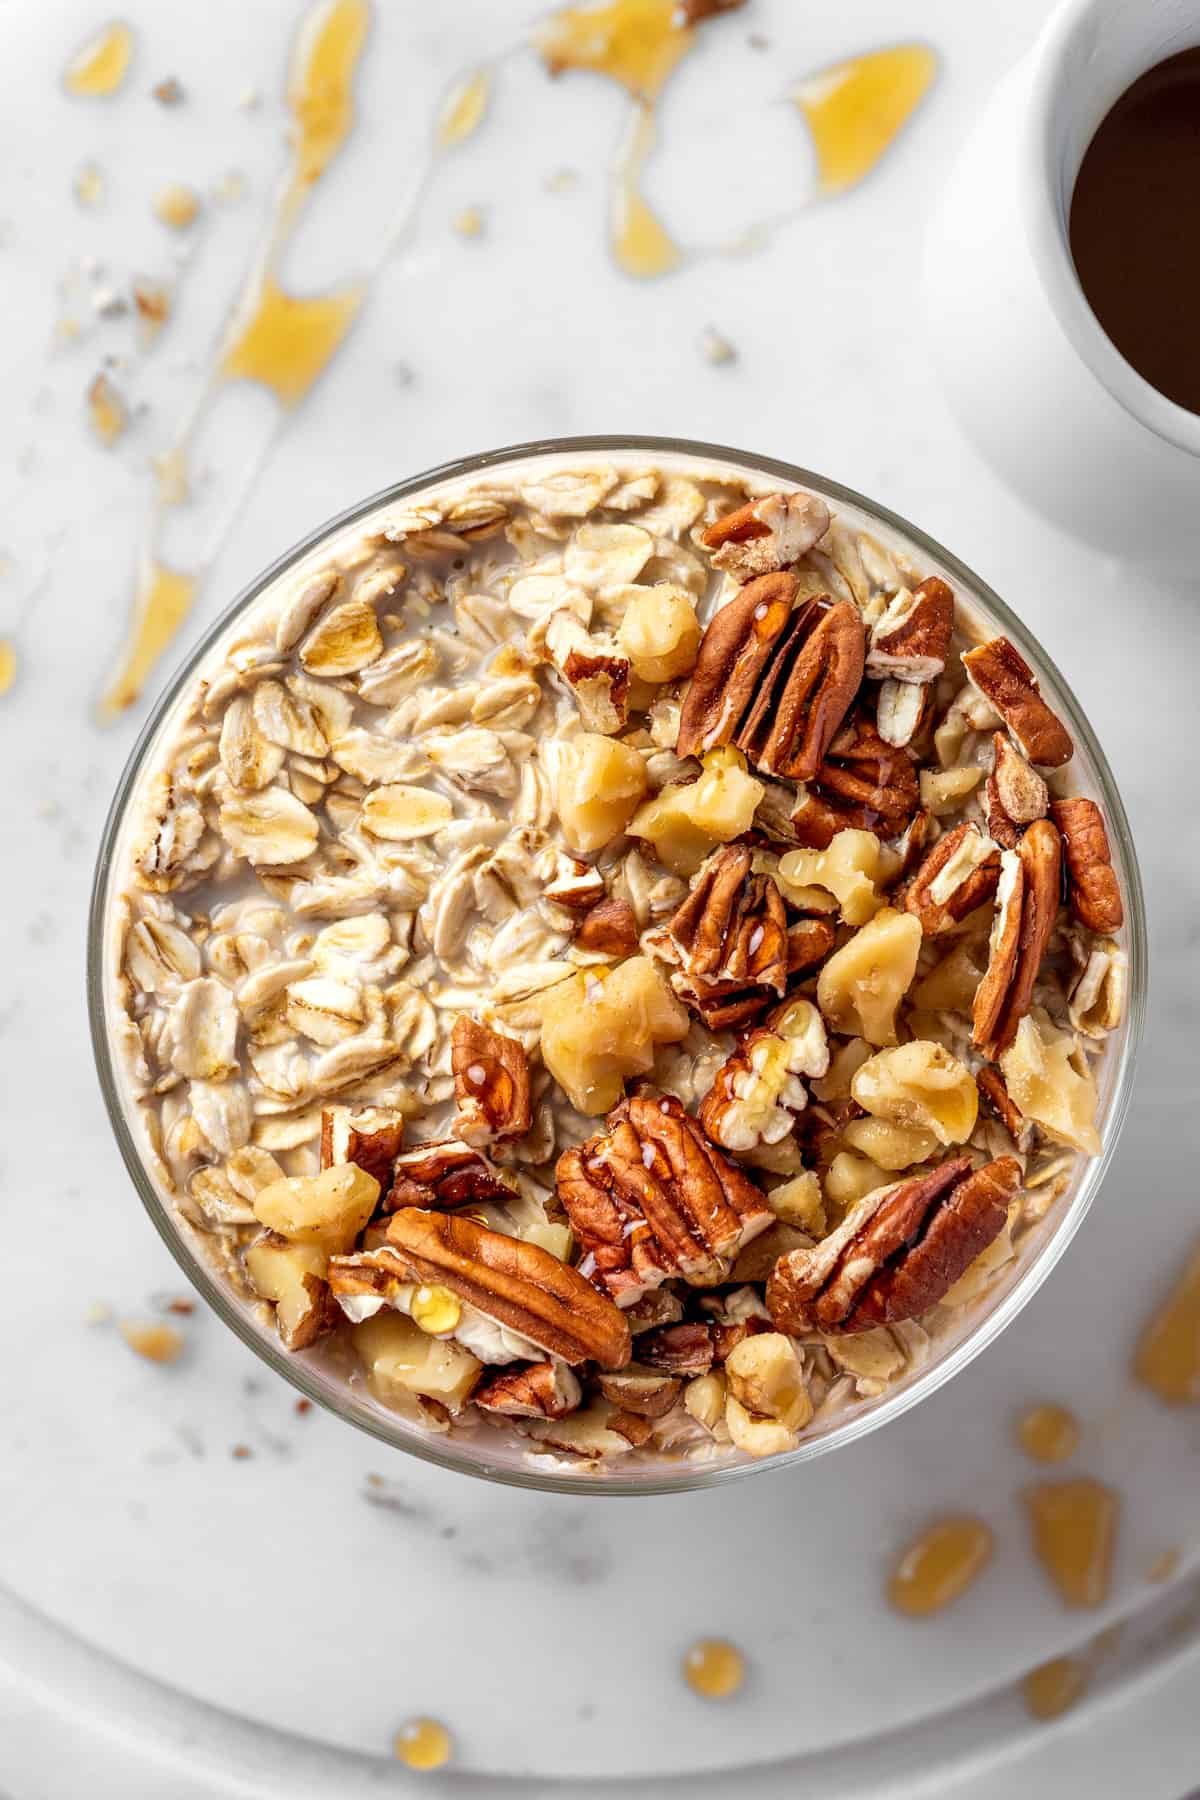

{"left": 108, "top": 456, "right": 1128, "bottom": 1471}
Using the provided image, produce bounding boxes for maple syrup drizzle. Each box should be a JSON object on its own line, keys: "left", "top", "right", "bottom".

{"left": 613, "top": 108, "right": 683, "bottom": 278}
{"left": 888, "top": 1517, "right": 993, "bottom": 1617}
{"left": 793, "top": 45, "right": 938, "bottom": 196}
{"left": 1134, "top": 1246, "right": 1200, "bottom": 1403}
{"left": 1022, "top": 1654, "right": 1089, "bottom": 1722}
{"left": 437, "top": 67, "right": 492, "bottom": 150}
{"left": 1024, "top": 1478, "right": 1118, "bottom": 1609}
{"left": 63, "top": 21, "right": 134, "bottom": 98}
{"left": 99, "top": 562, "right": 198, "bottom": 723}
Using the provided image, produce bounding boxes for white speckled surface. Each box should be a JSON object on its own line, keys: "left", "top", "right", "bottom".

{"left": 1, "top": 0, "right": 1198, "bottom": 1792}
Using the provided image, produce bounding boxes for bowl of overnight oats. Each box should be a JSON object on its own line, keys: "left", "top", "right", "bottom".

{"left": 89, "top": 438, "right": 1145, "bottom": 1492}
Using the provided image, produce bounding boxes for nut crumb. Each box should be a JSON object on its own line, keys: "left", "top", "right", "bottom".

{"left": 231, "top": 1443, "right": 253, "bottom": 1459}
{"left": 152, "top": 77, "right": 185, "bottom": 105}
{"left": 294, "top": 1397, "right": 313, "bottom": 1416}
{"left": 453, "top": 205, "right": 485, "bottom": 239}
{"left": 73, "top": 161, "right": 106, "bottom": 208}
{"left": 153, "top": 183, "right": 201, "bottom": 230}
{"left": 84, "top": 1300, "right": 112, "bottom": 1326}
{"left": 120, "top": 1320, "right": 184, "bottom": 1363}
{"left": 87, "top": 372, "right": 129, "bottom": 446}
{"left": 700, "top": 325, "right": 737, "bottom": 366}
{"left": 133, "top": 277, "right": 171, "bottom": 342}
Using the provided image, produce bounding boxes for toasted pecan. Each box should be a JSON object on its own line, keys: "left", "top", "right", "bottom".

{"left": 700, "top": 489, "right": 830, "bottom": 581}
{"left": 972, "top": 818, "right": 1062, "bottom": 1055}
{"left": 1049, "top": 797, "right": 1124, "bottom": 933}
{"left": 766, "top": 1155, "right": 1021, "bottom": 1333}
{"left": 473, "top": 1360, "right": 582, "bottom": 1419}
{"left": 901, "top": 821, "right": 1001, "bottom": 936}
{"left": 385, "top": 1209, "right": 632, "bottom": 1370}
{"left": 320, "top": 1104, "right": 405, "bottom": 1191}
{"left": 574, "top": 895, "right": 640, "bottom": 958}
{"left": 386, "top": 1138, "right": 513, "bottom": 1211}
{"left": 677, "top": 572, "right": 798, "bottom": 758}
{"left": 866, "top": 577, "right": 955, "bottom": 683}
{"left": 789, "top": 714, "right": 920, "bottom": 848}
{"left": 985, "top": 733, "right": 1048, "bottom": 848}
{"left": 451, "top": 1016, "right": 531, "bottom": 1145}
{"left": 962, "top": 637, "right": 1073, "bottom": 768}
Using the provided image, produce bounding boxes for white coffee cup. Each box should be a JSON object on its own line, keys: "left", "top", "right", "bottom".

{"left": 926, "top": 0, "right": 1200, "bottom": 566}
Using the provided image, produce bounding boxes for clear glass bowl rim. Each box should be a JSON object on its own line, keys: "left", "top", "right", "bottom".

{"left": 87, "top": 433, "right": 1148, "bottom": 1498}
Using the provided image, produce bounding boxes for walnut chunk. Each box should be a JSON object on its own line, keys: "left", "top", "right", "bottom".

{"left": 851, "top": 1041, "right": 979, "bottom": 1146}
{"left": 252, "top": 1163, "right": 380, "bottom": 1253}
{"left": 628, "top": 747, "right": 764, "bottom": 876}
{"left": 816, "top": 907, "right": 922, "bottom": 1046}
{"left": 999, "top": 1010, "right": 1101, "bottom": 1156}
{"left": 777, "top": 828, "right": 884, "bottom": 926}
{"left": 555, "top": 732, "right": 648, "bottom": 854}
{"left": 539, "top": 956, "right": 689, "bottom": 1115}
{"left": 616, "top": 584, "right": 701, "bottom": 683}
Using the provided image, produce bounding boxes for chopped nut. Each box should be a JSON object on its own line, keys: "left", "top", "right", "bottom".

{"left": 388, "top": 1138, "right": 512, "bottom": 1210}
{"left": 555, "top": 732, "right": 648, "bottom": 854}
{"left": 616, "top": 584, "right": 701, "bottom": 683}
{"left": 900, "top": 822, "right": 1000, "bottom": 936}
{"left": 699, "top": 996, "right": 829, "bottom": 1152}
{"left": 865, "top": 578, "right": 954, "bottom": 683}
{"left": 700, "top": 490, "right": 831, "bottom": 582}
{"left": 972, "top": 819, "right": 1062, "bottom": 1056}
{"left": 851, "top": 1041, "right": 979, "bottom": 1145}
{"left": 767, "top": 1155, "right": 1021, "bottom": 1333}
{"left": 320, "top": 1104, "right": 406, "bottom": 1188}
{"left": 842, "top": 1116, "right": 940, "bottom": 1170}
{"left": 473, "top": 1360, "right": 582, "bottom": 1418}
{"left": 540, "top": 956, "right": 688, "bottom": 1115}
{"left": 655, "top": 844, "right": 789, "bottom": 1028}
{"left": 253, "top": 1163, "right": 380, "bottom": 1253}
{"left": 544, "top": 611, "right": 630, "bottom": 733}
{"left": 1068, "top": 936, "right": 1126, "bottom": 1038}
{"left": 451, "top": 1016, "right": 531, "bottom": 1144}
{"left": 976, "top": 1065, "right": 1032, "bottom": 1151}
{"left": 985, "top": 733, "right": 1048, "bottom": 847}
{"left": 816, "top": 907, "right": 922, "bottom": 1045}
{"left": 788, "top": 716, "right": 921, "bottom": 849}
{"left": 725, "top": 1331, "right": 810, "bottom": 1437}
{"left": 574, "top": 895, "right": 640, "bottom": 958}
{"left": 556, "top": 1092, "right": 774, "bottom": 1303}
{"left": 87, "top": 372, "right": 128, "bottom": 446}
{"left": 120, "top": 1321, "right": 184, "bottom": 1363}
{"left": 777, "top": 828, "right": 883, "bottom": 926}
{"left": 596, "top": 1366, "right": 683, "bottom": 1417}
{"left": 962, "top": 637, "right": 1073, "bottom": 768}
{"left": 153, "top": 182, "right": 201, "bottom": 229}
{"left": 999, "top": 1010, "right": 1101, "bottom": 1155}
{"left": 1050, "top": 798, "right": 1123, "bottom": 932}
{"left": 629, "top": 747, "right": 764, "bottom": 876}
{"left": 245, "top": 1235, "right": 337, "bottom": 1350}
{"left": 684, "top": 1369, "right": 727, "bottom": 1431}
{"left": 353, "top": 1310, "right": 481, "bottom": 1415}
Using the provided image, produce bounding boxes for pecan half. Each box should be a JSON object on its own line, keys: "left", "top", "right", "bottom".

{"left": 596, "top": 1367, "right": 683, "bottom": 1417}
{"left": 666, "top": 844, "right": 788, "bottom": 992}
{"left": 976, "top": 1065, "right": 1032, "bottom": 1152}
{"left": 766, "top": 1154, "right": 1021, "bottom": 1334}
{"left": 787, "top": 916, "right": 838, "bottom": 974}
{"left": 972, "top": 818, "right": 1063, "bottom": 1056}
{"left": 451, "top": 1017, "right": 531, "bottom": 1145}
{"left": 556, "top": 1092, "right": 774, "bottom": 1305}
{"left": 700, "top": 489, "right": 831, "bottom": 582}
{"left": 962, "top": 638, "right": 1073, "bottom": 768}
{"left": 865, "top": 577, "right": 955, "bottom": 683}
{"left": 677, "top": 572, "right": 798, "bottom": 757}
{"left": 985, "top": 732, "right": 1048, "bottom": 848}
{"left": 1049, "top": 797, "right": 1124, "bottom": 932}
{"left": 385, "top": 1208, "right": 632, "bottom": 1370}
{"left": 900, "top": 821, "right": 1001, "bottom": 936}
{"left": 544, "top": 610, "right": 630, "bottom": 734}
{"left": 876, "top": 678, "right": 933, "bottom": 749}
{"left": 386, "top": 1138, "right": 513, "bottom": 1211}
{"left": 574, "top": 895, "right": 640, "bottom": 958}
{"left": 473, "top": 1360, "right": 582, "bottom": 1419}
{"left": 788, "top": 716, "right": 920, "bottom": 849}
{"left": 320, "top": 1104, "right": 406, "bottom": 1191}
{"left": 698, "top": 996, "right": 829, "bottom": 1153}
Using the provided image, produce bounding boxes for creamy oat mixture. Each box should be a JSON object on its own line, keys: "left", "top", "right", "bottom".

{"left": 107, "top": 456, "right": 1128, "bottom": 1472}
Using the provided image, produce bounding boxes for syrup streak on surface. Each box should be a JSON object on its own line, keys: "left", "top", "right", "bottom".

{"left": 613, "top": 108, "right": 683, "bottom": 278}
{"left": 0, "top": 638, "right": 16, "bottom": 697}
{"left": 63, "top": 20, "right": 134, "bottom": 98}
{"left": 888, "top": 1517, "right": 993, "bottom": 1617}
{"left": 101, "top": 562, "right": 198, "bottom": 722}
{"left": 1134, "top": 1245, "right": 1200, "bottom": 1402}
{"left": 1022, "top": 1654, "right": 1089, "bottom": 1722}
{"left": 793, "top": 44, "right": 938, "bottom": 195}
{"left": 1024, "top": 1478, "right": 1119, "bottom": 1610}
{"left": 437, "top": 66, "right": 492, "bottom": 149}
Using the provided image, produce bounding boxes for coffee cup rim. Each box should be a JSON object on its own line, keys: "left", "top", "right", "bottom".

{"left": 1024, "top": 0, "right": 1200, "bottom": 457}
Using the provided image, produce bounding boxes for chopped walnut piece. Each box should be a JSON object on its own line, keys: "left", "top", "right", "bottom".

{"left": 385, "top": 1208, "right": 632, "bottom": 1370}
{"left": 700, "top": 490, "right": 831, "bottom": 582}
{"left": 972, "top": 818, "right": 1062, "bottom": 1056}
{"left": 851, "top": 1041, "right": 979, "bottom": 1146}
{"left": 451, "top": 1017, "right": 531, "bottom": 1145}
{"left": 473, "top": 1360, "right": 582, "bottom": 1419}
{"left": 865, "top": 578, "right": 955, "bottom": 683}
{"left": 901, "top": 821, "right": 1001, "bottom": 936}
{"left": 767, "top": 1155, "right": 1022, "bottom": 1334}
{"left": 320, "top": 1104, "right": 406, "bottom": 1190}
{"left": 1049, "top": 798, "right": 1124, "bottom": 933}
{"left": 985, "top": 733, "right": 1048, "bottom": 848}
{"left": 555, "top": 1092, "right": 774, "bottom": 1304}
{"left": 962, "top": 637, "right": 1073, "bottom": 768}
{"left": 788, "top": 716, "right": 920, "bottom": 850}
{"left": 540, "top": 956, "right": 689, "bottom": 1114}
{"left": 999, "top": 1010, "right": 1101, "bottom": 1155}
{"left": 1068, "top": 936, "right": 1126, "bottom": 1038}
{"left": 816, "top": 906, "right": 922, "bottom": 1046}
{"left": 544, "top": 610, "right": 630, "bottom": 734}
{"left": 387, "top": 1138, "right": 513, "bottom": 1210}
{"left": 656, "top": 844, "right": 789, "bottom": 1027}
{"left": 245, "top": 1234, "right": 338, "bottom": 1350}
{"left": 678, "top": 0, "right": 746, "bottom": 21}
{"left": 574, "top": 895, "right": 639, "bottom": 958}
{"left": 544, "top": 858, "right": 606, "bottom": 912}
{"left": 699, "top": 996, "right": 829, "bottom": 1153}
{"left": 677, "top": 578, "right": 865, "bottom": 782}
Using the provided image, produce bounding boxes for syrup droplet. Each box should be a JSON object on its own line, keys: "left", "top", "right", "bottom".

{"left": 1146, "top": 1547, "right": 1181, "bottom": 1584}
{"left": 437, "top": 67, "right": 491, "bottom": 149}
{"left": 63, "top": 21, "right": 135, "bottom": 98}
{"left": 0, "top": 638, "right": 17, "bottom": 698}
{"left": 888, "top": 1517, "right": 993, "bottom": 1617}
{"left": 393, "top": 1716, "right": 453, "bottom": 1770}
{"left": 793, "top": 44, "right": 938, "bottom": 196}
{"left": 1134, "top": 1246, "right": 1200, "bottom": 1402}
{"left": 220, "top": 275, "right": 364, "bottom": 409}
{"left": 98, "top": 561, "right": 196, "bottom": 721}
{"left": 682, "top": 1637, "right": 745, "bottom": 1698}
{"left": 410, "top": 1285, "right": 462, "bottom": 1336}
{"left": 1024, "top": 1479, "right": 1118, "bottom": 1609}
{"left": 1022, "top": 1654, "right": 1088, "bottom": 1721}
{"left": 1017, "top": 1403, "right": 1080, "bottom": 1465}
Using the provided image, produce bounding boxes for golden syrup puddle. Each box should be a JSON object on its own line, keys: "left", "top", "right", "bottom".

{"left": 63, "top": 20, "right": 134, "bottom": 98}
{"left": 1022, "top": 1654, "right": 1089, "bottom": 1721}
{"left": 1134, "top": 1245, "right": 1200, "bottom": 1402}
{"left": 888, "top": 1517, "right": 993, "bottom": 1617}
{"left": 1017, "top": 1403, "right": 1080, "bottom": 1465}
{"left": 793, "top": 44, "right": 938, "bottom": 196}
{"left": 1024, "top": 1478, "right": 1118, "bottom": 1609}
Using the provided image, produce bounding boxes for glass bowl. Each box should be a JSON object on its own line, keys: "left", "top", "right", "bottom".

{"left": 88, "top": 436, "right": 1147, "bottom": 1495}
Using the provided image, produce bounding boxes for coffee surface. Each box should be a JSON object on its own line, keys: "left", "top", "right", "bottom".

{"left": 1070, "top": 48, "right": 1200, "bottom": 414}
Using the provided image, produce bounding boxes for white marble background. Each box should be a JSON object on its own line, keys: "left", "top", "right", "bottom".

{"left": 1, "top": 0, "right": 1198, "bottom": 1793}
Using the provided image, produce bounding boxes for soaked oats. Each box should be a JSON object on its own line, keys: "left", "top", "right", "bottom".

{"left": 105, "top": 453, "right": 1130, "bottom": 1473}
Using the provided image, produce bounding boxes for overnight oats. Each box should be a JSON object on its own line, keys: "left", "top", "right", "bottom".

{"left": 96, "top": 444, "right": 1138, "bottom": 1482}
